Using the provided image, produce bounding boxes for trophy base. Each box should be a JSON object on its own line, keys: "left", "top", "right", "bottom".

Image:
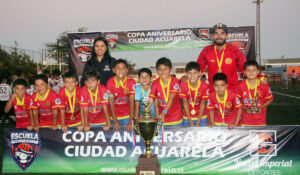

{"left": 136, "top": 155, "right": 160, "bottom": 175}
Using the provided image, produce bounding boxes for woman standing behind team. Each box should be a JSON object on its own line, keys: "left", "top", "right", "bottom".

{"left": 81, "top": 37, "right": 116, "bottom": 87}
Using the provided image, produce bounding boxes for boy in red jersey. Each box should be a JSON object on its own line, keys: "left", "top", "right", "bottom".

{"left": 58, "top": 72, "right": 83, "bottom": 133}
{"left": 4, "top": 79, "right": 34, "bottom": 129}
{"left": 148, "top": 57, "right": 183, "bottom": 126}
{"left": 30, "top": 74, "right": 60, "bottom": 131}
{"left": 106, "top": 59, "right": 136, "bottom": 131}
{"left": 207, "top": 73, "right": 242, "bottom": 129}
{"left": 179, "top": 62, "right": 210, "bottom": 126}
{"left": 80, "top": 70, "right": 110, "bottom": 131}
{"left": 235, "top": 60, "right": 273, "bottom": 126}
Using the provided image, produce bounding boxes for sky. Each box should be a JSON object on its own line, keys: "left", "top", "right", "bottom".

{"left": 0, "top": 0, "right": 299, "bottom": 68}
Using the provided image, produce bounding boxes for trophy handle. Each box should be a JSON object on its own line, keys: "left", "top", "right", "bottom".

{"left": 154, "top": 120, "right": 163, "bottom": 136}
{"left": 133, "top": 117, "right": 140, "bottom": 135}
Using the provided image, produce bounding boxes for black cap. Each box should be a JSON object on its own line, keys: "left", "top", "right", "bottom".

{"left": 210, "top": 23, "right": 228, "bottom": 34}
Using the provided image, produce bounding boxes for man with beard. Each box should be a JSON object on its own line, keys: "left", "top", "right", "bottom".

{"left": 197, "top": 23, "right": 247, "bottom": 91}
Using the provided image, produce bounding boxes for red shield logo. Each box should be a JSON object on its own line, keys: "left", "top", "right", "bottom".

{"left": 8, "top": 131, "right": 41, "bottom": 170}
{"left": 77, "top": 46, "right": 92, "bottom": 62}
{"left": 105, "top": 34, "right": 119, "bottom": 49}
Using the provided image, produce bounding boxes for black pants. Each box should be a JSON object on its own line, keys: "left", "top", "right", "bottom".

{"left": 0, "top": 101, "right": 14, "bottom": 119}
{"left": 0, "top": 101, "right": 8, "bottom": 118}
{"left": 291, "top": 78, "right": 297, "bottom": 89}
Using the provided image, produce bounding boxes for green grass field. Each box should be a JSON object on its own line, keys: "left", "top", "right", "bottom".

{"left": 266, "top": 84, "right": 300, "bottom": 125}
{"left": 1, "top": 84, "right": 300, "bottom": 174}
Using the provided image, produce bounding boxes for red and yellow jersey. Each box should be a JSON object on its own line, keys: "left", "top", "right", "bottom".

{"left": 106, "top": 76, "right": 136, "bottom": 119}
{"left": 197, "top": 43, "right": 247, "bottom": 91}
{"left": 58, "top": 86, "right": 82, "bottom": 126}
{"left": 179, "top": 80, "right": 209, "bottom": 119}
{"left": 149, "top": 76, "right": 182, "bottom": 125}
{"left": 80, "top": 84, "right": 109, "bottom": 125}
{"left": 30, "top": 89, "right": 60, "bottom": 127}
{"left": 207, "top": 89, "right": 242, "bottom": 125}
{"left": 12, "top": 93, "right": 31, "bottom": 128}
{"left": 235, "top": 79, "right": 273, "bottom": 126}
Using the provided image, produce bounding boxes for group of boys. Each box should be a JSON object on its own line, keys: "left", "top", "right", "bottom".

{"left": 4, "top": 57, "right": 273, "bottom": 132}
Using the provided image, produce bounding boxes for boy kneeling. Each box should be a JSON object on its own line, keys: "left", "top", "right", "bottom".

{"left": 207, "top": 73, "right": 242, "bottom": 129}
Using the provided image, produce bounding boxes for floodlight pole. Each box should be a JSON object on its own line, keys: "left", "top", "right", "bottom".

{"left": 254, "top": 0, "right": 264, "bottom": 68}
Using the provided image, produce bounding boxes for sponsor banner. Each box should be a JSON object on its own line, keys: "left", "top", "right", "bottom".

{"left": 102, "top": 28, "right": 205, "bottom": 51}
{"left": 68, "top": 27, "right": 254, "bottom": 76}
{"left": 227, "top": 26, "right": 255, "bottom": 61}
{"left": 67, "top": 32, "right": 102, "bottom": 76}
{"left": 102, "top": 27, "right": 255, "bottom": 56}
{"left": 2, "top": 126, "right": 300, "bottom": 174}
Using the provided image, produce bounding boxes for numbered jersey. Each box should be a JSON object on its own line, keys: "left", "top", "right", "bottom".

{"left": 0, "top": 83, "right": 12, "bottom": 101}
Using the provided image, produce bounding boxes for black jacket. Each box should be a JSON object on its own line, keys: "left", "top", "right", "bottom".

{"left": 80, "top": 55, "right": 116, "bottom": 87}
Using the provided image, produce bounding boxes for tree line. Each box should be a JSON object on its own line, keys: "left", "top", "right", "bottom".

{"left": 0, "top": 42, "right": 37, "bottom": 82}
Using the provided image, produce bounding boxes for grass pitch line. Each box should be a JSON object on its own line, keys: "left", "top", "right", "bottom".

{"left": 273, "top": 92, "right": 300, "bottom": 100}
{"left": 271, "top": 103, "right": 300, "bottom": 105}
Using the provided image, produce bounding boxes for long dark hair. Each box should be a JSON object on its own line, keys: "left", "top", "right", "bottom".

{"left": 91, "top": 36, "right": 110, "bottom": 59}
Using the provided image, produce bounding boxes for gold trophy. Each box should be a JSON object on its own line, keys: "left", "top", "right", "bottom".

{"left": 135, "top": 96, "right": 161, "bottom": 175}
{"left": 249, "top": 95, "right": 259, "bottom": 113}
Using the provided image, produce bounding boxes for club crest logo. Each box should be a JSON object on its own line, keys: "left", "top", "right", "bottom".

{"left": 103, "top": 93, "right": 108, "bottom": 100}
{"left": 105, "top": 34, "right": 119, "bottom": 49}
{"left": 77, "top": 46, "right": 92, "bottom": 62}
{"left": 124, "top": 88, "right": 129, "bottom": 94}
{"left": 104, "top": 65, "right": 111, "bottom": 71}
{"left": 8, "top": 131, "right": 41, "bottom": 170}
{"left": 199, "top": 29, "right": 210, "bottom": 40}
{"left": 250, "top": 130, "right": 277, "bottom": 156}
{"left": 225, "top": 58, "right": 232, "bottom": 64}
{"left": 45, "top": 101, "right": 50, "bottom": 107}
{"left": 226, "top": 102, "right": 232, "bottom": 108}
{"left": 174, "top": 84, "right": 179, "bottom": 90}
{"left": 257, "top": 91, "right": 261, "bottom": 97}
{"left": 196, "top": 92, "right": 201, "bottom": 97}
{"left": 75, "top": 97, "right": 79, "bottom": 103}
{"left": 55, "top": 98, "right": 61, "bottom": 105}
{"left": 230, "top": 41, "right": 249, "bottom": 54}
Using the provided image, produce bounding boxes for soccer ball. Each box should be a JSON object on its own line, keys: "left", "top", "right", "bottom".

{"left": 15, "top": 151, "right": 33, "bottom": 164}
